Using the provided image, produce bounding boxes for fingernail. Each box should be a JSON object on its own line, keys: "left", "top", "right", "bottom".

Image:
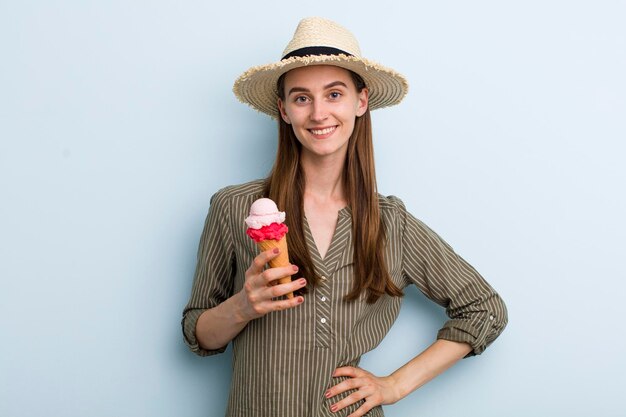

{"left": 324, "top": 390, "right": 331, "bottom": 398}
{"left": 292, "top": 265, "right": 299, "bottom": 271}
{"left": 298, "top": 278, "right": 306, "bottom": 285}
{"left": 297, "top": 296, "right": 304, "bottom": 303}
{"left": 330, "top": 404, "right": 338, "bottom": 412}
{"left": 273, "top": 248, "right": 279, "bottom": 254}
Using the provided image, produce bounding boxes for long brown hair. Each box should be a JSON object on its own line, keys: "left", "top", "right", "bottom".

{"left": 264, "top": 70, "right": 403, "bottom": 303}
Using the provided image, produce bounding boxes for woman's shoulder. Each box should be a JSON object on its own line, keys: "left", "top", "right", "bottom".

{"left": 211, "top": 179, "right": 265, "bottom": 201}
{"left": 378, "top": 194, "right": 445, "bottom": 244}
{"left": 377, "top": 194, "right": 411, "bottom": 234}
{"left": 208, "top": 179, "right": 265, "bottom": 214}
{"left": 378, "top": 193, "right": 408, "bottom": 216}
{"left": 377, "top": 194, "right": 430, "bottom": 234}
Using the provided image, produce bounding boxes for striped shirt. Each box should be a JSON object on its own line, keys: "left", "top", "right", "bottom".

{"left": 182, "top": 180, "right": 507, "bottom": 417}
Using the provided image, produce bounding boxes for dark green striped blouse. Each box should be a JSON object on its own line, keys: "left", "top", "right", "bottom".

{"left": 182, "top": 180, "right": 507, "bottom": 417}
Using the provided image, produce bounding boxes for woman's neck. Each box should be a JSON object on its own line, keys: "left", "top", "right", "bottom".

{"left": 300, "top": 152, "right": 346, "bottom": 207}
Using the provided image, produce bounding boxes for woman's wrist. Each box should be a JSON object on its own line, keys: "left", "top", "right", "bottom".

{"left": 387, "top": 369, "right": 417, "bottom": 403}
{"left": 383, "top": 373, "right": 405, "bottom": 404}
{"left": 231, "top": 290, "right": 254, "bottom": 324}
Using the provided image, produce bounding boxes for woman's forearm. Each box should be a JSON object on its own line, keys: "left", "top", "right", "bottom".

{"left": 195, "top": 291, "right": 251, "bottom": 350}
{"left": 391, "top": 339, "right": 473, "bottom": 400}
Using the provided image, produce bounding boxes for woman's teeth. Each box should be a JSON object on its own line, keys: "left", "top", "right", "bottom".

{"left": 310, "top": 126, "right": 336, "bottom": 135}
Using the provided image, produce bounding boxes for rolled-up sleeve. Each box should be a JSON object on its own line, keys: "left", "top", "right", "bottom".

{"left": 394, "top": 197, "right": 508, "bottom": 356}
{"left": 181, "top": 189, "right": 236, "bottom": 356}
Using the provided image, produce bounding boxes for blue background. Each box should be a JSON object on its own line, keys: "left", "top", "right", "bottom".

{"left": 1, "top": 1, "right": 625, "bottom": 416}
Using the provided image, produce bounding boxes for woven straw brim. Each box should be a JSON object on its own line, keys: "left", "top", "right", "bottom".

{"left": 233, "top": 54, "right": 409, "bottom": 118}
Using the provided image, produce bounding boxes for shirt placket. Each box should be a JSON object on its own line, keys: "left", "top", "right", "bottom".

{"left": 314, "top": 268, "right": 333, "bottom": 348}
{"left": 306, "top": 210, "right": 352, "bottom": 349}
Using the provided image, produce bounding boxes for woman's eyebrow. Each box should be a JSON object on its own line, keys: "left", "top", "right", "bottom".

{"left": 323, "top": 81, "right": 348, "bottom": 90}
{"left": 287, "top": 81, "right": 348, "bottom": 96}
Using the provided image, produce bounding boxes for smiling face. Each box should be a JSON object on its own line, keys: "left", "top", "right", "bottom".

{"left": 277, "top": 65, "right": 369, "bottom": 162}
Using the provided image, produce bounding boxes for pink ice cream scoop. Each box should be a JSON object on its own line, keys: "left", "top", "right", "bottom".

{"left": 245, "top": 198, "right": 289, "bottom": 242}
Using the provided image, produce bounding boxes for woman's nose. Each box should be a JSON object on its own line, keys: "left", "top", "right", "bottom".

{"left": 309, "top": 101, "right": 328, "bottom": 122}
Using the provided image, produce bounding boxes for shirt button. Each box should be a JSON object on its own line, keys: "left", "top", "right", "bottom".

{"left": 321, "top": 296, "right": 327, "bottom": 302}
{"left": 320, "top": 276, "right": 327, "bottom": 282}
{"left": 320, "top": 318, "right": 327, "bottom": 324}
{"left": 489, "top": 315, "right": 495, "bottom": 320}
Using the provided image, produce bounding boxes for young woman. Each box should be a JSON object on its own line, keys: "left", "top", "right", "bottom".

{"left": 182, "top": 17, "right": 507, "bottom": 417}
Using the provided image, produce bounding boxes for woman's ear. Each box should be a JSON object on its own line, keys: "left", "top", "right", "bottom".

{"left": 277, "top": 99, "right": 291, "bottom": 124}
{"left": 356, "top": 88, "right": 369, "bottom": 117}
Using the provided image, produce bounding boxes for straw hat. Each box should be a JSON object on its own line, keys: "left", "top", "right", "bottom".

{"left": 233, "top": 17, "right": 409, "bottom": 118}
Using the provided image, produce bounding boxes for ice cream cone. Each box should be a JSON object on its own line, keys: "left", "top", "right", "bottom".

{"left": 257, "top": 236, "right": 293, "bottom": 298}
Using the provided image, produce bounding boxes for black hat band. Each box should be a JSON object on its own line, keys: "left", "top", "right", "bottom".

{"left": 282, "top": 46, "right": 353, "bottom": 60}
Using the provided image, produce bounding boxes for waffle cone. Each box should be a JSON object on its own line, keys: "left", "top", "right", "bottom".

{"left": 257, "top": 236, "right": 293, "bottom": 298}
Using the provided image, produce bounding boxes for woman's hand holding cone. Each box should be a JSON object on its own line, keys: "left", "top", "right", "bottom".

{"left": 239, "top": 247, "right": 306, "bottom": 321}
